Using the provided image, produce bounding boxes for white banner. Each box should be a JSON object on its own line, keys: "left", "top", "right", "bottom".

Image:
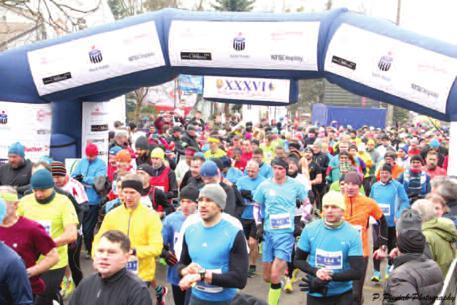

{"left": 82, "top": 102, "right": 110, "bottom": 163}
{"left": 324, "top": 24, "right": 457, "bottom": 114}
{"left": 0, "top": 102, "right": 52, "bottom": 162}
{"left": 203, "top": 76, "right": 290, "bottom": 103}
{"left": 28, "top": 21, "right": 166, "bottom": 96}
{"left": 169, "top": 21, "right": 320, "bottom": 71}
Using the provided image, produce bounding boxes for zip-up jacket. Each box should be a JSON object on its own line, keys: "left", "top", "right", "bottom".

{"left": 69, "top": 268, "right": 152, "bottom": 305}
{"left": 344, "top": 194, "right": 387, "bottom": 257}
{"left": 93, "top": 203, "right": 163, "bottom": 281}
{"left": 370, "top": 179, "right": 410, "bottom": 227}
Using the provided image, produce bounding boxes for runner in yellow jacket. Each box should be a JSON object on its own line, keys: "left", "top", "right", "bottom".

{"left": 93, "top": 174, "right": 163, "bottom": 282}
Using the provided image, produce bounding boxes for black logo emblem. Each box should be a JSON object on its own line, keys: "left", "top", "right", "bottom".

{"left": 233, "top": 33, "right": 245, "bottom": 51}
{"left": 378, "top": 52, "right": 393, "bottom": 71}
{"left": 89, "top": 46, "right": 103, "bottom": 64}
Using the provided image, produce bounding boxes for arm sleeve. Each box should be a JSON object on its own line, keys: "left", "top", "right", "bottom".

{"left": 16, "top": 184, "right": 31, "bottom": 196}
{"left": 155, "top": 189, "right": 174, "bottom": 215}
{"left": 83, "top": 162, "right": 107, "bottom": 185}
{"left": 376, "top": 215, "right": 389, "bottom": 246}
{"left": 330, "top": 256, "right": 364, "bottom": 281}
{"left": 176, "top": 235, "right": 192, "bottom": 276}
{"left": 161, "top": 217, "right": 173, "bottom": 248}
{"left": 7, "top": 259, "right": 33, "bottom": 305}
{"left": 136, "top": 212, "right": 163, "bottom": 259}
{"left": 166, "top": 171, "right": 179, "bottom": 200}
{"left": 294, "top": 248, "right": 318, "bottom": 276}
{"left": 211, "top": 231, "right": 249, "bottom": 289}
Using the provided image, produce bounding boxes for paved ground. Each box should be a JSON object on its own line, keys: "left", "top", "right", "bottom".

{"left": 76, "top": 247, "right": 386, "bottom": 305}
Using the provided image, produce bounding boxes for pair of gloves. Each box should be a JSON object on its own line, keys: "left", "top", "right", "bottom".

{"left": 160, "top": 246, "right": 178, "bottom": 266}
{"left": 299, "top": 276, "right": 329, "bottom": 296}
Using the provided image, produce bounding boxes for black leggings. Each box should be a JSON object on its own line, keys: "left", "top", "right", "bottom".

{"left": 83, "top": 205, "right": 100, "bottom": 254}
{"left": 172, "top": 284, "right": 191, "bottom": 305}
{"left": 307, "top": 290, "right": 353, "bottom": 305}
{"left": 68, "top": 234, "right": 83, "bottom": 286}
{"left": 34, "top": 267, "right": 66, "bottom": 305}
{"left": 372, "top": 225, "right": 397, "bottom": 271}
{"left": 352, "top": 257, "right": 368, "bottom": 305}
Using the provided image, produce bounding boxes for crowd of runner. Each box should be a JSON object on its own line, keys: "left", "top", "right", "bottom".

{"left": 1, "top": 109, "right": 456, "bottom": 305}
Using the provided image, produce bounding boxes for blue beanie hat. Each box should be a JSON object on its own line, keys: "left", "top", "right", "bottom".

{"left": 31, "top": 169, "right": 54, "bottom": 190}
{"left": 0, "top": 198, "right": 6, "bottom": 223}
{"left": 8, "top": 142, "right": 25, "bottom": 158}
{"left": 429, "top": 138, "right": 440, "bottom": 149}
{"left": 200, "top": 160, "right": 219, "bottom": 177}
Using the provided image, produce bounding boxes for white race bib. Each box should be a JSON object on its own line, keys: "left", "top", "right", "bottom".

{"left": 156, "top": 186, "right": 165, "bottom": 191}
{"left": 270, "top": 213, "right": 291, "bottom": 230}
{"left": 127, "top": 256, "right": 139, "bottom": 274}
{"left": 315, "top": 249, "right": 343, "bottom": 270}
{"left": 37, "top": 220, "right": 52, "bottom": 236}
{"left": 379, "top": 203, "right": 391, "bottom": 216}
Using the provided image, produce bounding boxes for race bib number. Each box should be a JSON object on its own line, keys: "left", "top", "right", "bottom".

{"left": 315, "top": 249, "right": 343, "bottom": 270}
{"left": 127, "top": 256, "right": 139, "bottom": 274}
{"left": 379, "top": 203, "right": 391, "bottom": 216}
{"left": 195, "top": 269, "right": 223, "bottom": 293}
{"left": 37, "top": 220, "right": 52, "bottom": 236}
{"left": 156, "top": 186, "right": 165, "bottom": 191}
{"left": 270, "top": 213, "right": 291, "bottom": 230}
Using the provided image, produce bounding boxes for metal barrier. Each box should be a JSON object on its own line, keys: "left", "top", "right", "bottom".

{"left": 434, "top": 259, "right": 457, "bottom": 305}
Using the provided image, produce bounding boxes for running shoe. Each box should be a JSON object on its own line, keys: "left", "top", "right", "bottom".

{"left": 248, "top": 266, "right": 257, "bottom": 278}
{"left": 371, "top": 270, "right": 381, "bottom": 283}
{"left": 384, "top": 264, "right": 392, "bottom": 280}
{"left": 291, "top": 268, "right": 300, "bottom": 284}
{"left": 156, "top": 285, "right": 168, "bottom": 305}
{"left": 283, "top": 277, "right": 293, "bottom": 293}
{"left": 61, "top": 277, "right": 75, "bottom": 299}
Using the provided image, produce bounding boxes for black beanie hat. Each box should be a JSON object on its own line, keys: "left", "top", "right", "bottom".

{"left": 180, "top": 185, "right": 199, "bottom": 202}
{"left": 135, "top": 136, "right": 150, "bottom": 151}
{"left": 137, "top": 164, "right": 154, "bottom": 177}
{"left": 271, "top": 157, "right": 289, "bottom": 170}
{"left": 397, "top": 229, "right": 426, "bottom": 254}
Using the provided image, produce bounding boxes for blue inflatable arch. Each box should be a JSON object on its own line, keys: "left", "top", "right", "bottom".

{"left": 1, "top": 8, "right": 457, "bottom": 163}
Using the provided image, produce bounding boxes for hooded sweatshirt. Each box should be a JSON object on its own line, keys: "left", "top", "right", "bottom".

{"left": 422, "top": 217, "right": 457, "bottom": 276}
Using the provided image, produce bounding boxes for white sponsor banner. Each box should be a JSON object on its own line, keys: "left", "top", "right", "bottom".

{"left": 169, "top": 21, "right": 319, "bottom": 71}
{"left": 28, "top": 21, "right": 166, "bottom": 96}
{"left": 203, "top": 76, "right": 290, "bottom": 103}
{"left": 324, "top": 24, "right": 457, "bottom": 114}
{"left": 0, "top": 102, "right": 51, "bottom": 161}
{"left": 82, "top": 102, "right": 110, "bottom": 163}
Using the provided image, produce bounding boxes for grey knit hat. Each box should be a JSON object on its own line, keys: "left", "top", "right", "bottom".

{"left": 396, "top": 208, "right": 422, "bottom": 234}
{"left": 198, "top": 183, "right": 227, "bottom": 210}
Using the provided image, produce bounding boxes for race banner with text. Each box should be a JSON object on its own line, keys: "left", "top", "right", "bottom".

{"left": 169, "top": 21, "right": 320, "bottom": 71}
{"left": 0, "top": 101, "right": 52, "bottom": 162}
{"left": 325, "top": 24, "right": 457, "bottom": 114}
{"left": 203, "top": 76, "right": 291, "bottom": 103}
{"left": 28, "top": 21, "right": 166, "bottom": 96}
{"left": 82, "top": 102, "right": 111, "bottom": 163}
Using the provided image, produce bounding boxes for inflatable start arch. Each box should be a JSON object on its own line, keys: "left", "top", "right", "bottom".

{"left": 1, "top": 8, "right": 457, "bottom": 174}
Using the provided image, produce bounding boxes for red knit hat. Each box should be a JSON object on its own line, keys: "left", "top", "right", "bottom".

{"left": 85, "top": 143, "right": 99, "bottom": 157}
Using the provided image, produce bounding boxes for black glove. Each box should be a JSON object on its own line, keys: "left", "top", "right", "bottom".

{"left": 256, "top": 224, "right": 264, "bottom": 241}
{"left": 299, "top": 276, "right": 329, "bottom": 296}
{"left": 74, "top": 174, "right": 84, "bottom": 183}
{"left": 160, "top": 248, "right": 178, "bottom": 266}
{"left": 240, "top": 190, "right": 253, "bottom": 201}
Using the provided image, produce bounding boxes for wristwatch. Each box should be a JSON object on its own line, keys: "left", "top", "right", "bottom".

{"left": 199, "top": 268, "right": 206, "bottom": 281}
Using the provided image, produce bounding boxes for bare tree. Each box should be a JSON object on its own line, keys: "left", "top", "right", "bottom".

{"left": 0, "top": 0, "right": 102, "bottom": 37}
